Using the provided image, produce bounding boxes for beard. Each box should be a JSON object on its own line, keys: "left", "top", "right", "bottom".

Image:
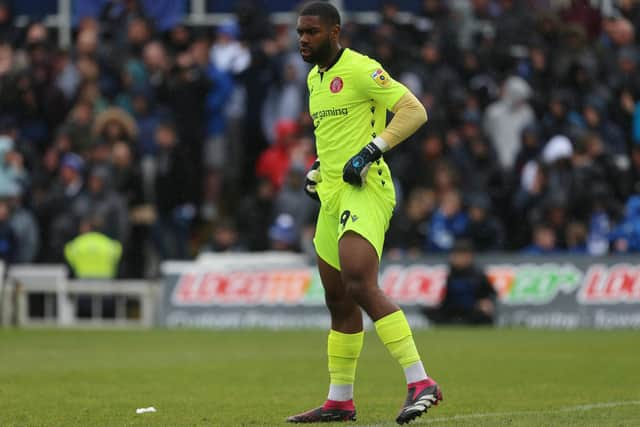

{"left": 302, "top": 36, "right": 332, "bottom": 65}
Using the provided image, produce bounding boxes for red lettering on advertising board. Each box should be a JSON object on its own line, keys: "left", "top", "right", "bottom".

{"left": 381, "top": 265, "right": 446, "bottom": 305}
{"left": 579, "top": 264, "right": 640, "bottom": 303}
{"left": 172, "top": 270, "right": 311, "bottom": 305}
{"left": 174, "top": 272, "right": 199, "bottom": 303}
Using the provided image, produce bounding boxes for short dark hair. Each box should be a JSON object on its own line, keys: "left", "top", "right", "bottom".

{"left": 300, "top": 1, "right": 341, "bottom": 26}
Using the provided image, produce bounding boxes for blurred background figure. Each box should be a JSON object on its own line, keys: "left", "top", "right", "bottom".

{"left": 64, "top": 216, "right": 122, "bottom": 279}
{"left": 199, "top": 217, "right": 244, "bottom": 253}
{"left": 269, "top": 213, "right": 298, "bottom": 252}
{"left": 430, "top": 239, "right": 496, "bottom": 325}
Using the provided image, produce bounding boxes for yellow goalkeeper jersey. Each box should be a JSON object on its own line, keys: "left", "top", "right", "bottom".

{"left": 307, "top": 48, "right": 408, "bottom": 210}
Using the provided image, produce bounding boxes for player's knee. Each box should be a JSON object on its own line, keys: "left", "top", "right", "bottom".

{"left": 346, "top": 283, "right": 367, "bottom": 306}
{"left": 324, "top": 289, "right": 348, "bottom": 309}
{"left": 341, "top": 273, "right": 370, "bottom": 304}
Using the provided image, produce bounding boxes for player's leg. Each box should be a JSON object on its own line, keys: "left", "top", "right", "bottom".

{"left": 339, "top": 233, "right": 442, "bottom": 424}
{"left": 339, "top": 232, "right": 428, "bottom": 378}
{"left": 338, "top": 179, "right": 442, "bottom": 424}
{"left": 319, "top": 255, "right": 363, "bottom": 333}
{"left": 286, "top": 210, "right": 362, "bottom": 423}
{"left": 318, "top": 256, "right": 363, "bottom": 410}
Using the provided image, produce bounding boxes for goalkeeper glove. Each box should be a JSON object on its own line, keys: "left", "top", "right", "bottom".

{"left": 342, "top": 141, "right": 383, "bottom": 187}
{"left": 304, "top": 159, "right": 321, "bottom": 202}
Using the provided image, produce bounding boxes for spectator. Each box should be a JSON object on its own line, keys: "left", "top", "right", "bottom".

{"left": 256, "top": 120, "right": 300, "bottom": 191}
{"left": 579, "top": 95, "right": 626, "bottom": 155}
{"left": 64, "top": 217, "right": 122, "bottom": 279}
{"left": 432, "top": 239, "right": 496, "bottom": 325}
{"left": 0, "top": 1, "right": 17, "bottom": 43}
{"left": 386, "top": 187, "right": 435, "bottom": 259}
{"left": 269, "top": 213, "right": 298, "bottom": 251}
{"left": 610, "top": 195, "right": 640, "bottom": 253}
{"left": 522, "top": 223, "right": 559, "bottom": 254}
{"left": 540, "top": 90, "right": 576, "bottom": 141}
{"left": 200, "top": 218, "right": 244, "bottom": 253}
{"left": 483, "top": 76, "right": 535, "bottom": 170}
{"left": 237, "top": 178, "right": 275, "bottom": 251}
{"left": 261, "top": 54, "right": 306, "bottom": 144}
{"left": 566, "top": 221, "right": 588, "bottom": 254}
{"left": 202, "top": 55, "right": 233, "bottom": 174}
{"left": 427, "top": 190, "right": 468, "bottom": 252}
{"left": 72, "top": 165, "right": 129, "bottom": 244}
{"left": 151, "top": 122, "right": 194, "bottom": 260}
{"left": 1, "top": 178, "right": 38, "bottom": 263}
{"left": 465, "top": 193, "right": 503, "bottom": 251}
{"left": 131, "top": 86, "right": 164, "bottom": 157}
{"left": 92, "top": 107, "right": 139, "bottom": 146}
{"left": 0, "top": 195, "right": 17, "bottom": 263}
{"left": 628, "top": 145, "right": 640, "bottom": 194}
{"left": 36, "top": 153, "right": 85, "bottom": 261}
{"left": 513, "top": 125, "right": 542, "bottom": 176}
{"left": 273, "top": 165, "right": 316, "bottom": 250}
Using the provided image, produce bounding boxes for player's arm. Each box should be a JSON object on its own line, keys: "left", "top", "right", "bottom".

{"left": 378, "top": 91, "right": 428, "bottom": 149}
{"left": 343, "top": 66, "right": 427, "bottom": 186}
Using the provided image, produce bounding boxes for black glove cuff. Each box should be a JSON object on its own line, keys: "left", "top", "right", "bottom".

{"left": 362, "top": 142, "right": 383, "bottom": 163}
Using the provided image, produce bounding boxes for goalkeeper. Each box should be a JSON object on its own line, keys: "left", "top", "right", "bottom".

{"left": 287, "top": 2, "right": 443, "bottom": 425}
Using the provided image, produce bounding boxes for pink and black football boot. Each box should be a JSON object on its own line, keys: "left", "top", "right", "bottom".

{"left": 286, "top": 399, "right": 356, "bottom": 423}
{"left": 395, "top": 378, "right": 443, "bottom": 425}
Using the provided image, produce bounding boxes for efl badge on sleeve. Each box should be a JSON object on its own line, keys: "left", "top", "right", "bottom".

{"left": 371, "top": 68, "right": 391, "bottom": 87}
{"left": 330, "top": 76, "right": 343, "bottom": 93}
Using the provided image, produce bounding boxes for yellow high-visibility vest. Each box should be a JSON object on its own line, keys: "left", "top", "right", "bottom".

{"left": 64, "top": 232, "right": 122, "bottom": 279}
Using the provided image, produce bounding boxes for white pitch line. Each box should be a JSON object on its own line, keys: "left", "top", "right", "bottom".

{"left": 360, "top": 400, "right": 640, "bottom": 426}
{"left": 421, "top": 400, "right": 640, "bottom": 424}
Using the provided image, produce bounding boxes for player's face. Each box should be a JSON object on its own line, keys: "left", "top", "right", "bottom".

{"left": 296, "top": 16, "right": 334, "bottom": 64}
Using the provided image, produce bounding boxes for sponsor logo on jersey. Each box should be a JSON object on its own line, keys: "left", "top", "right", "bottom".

{"left": 371, "top": 68, "right": 391, "bottom": 87}
{"left": 311, "top": 107, "right": 349, "bottom": 120}
{"left": 330, "top": 76, "right": 343, "bottom": 93}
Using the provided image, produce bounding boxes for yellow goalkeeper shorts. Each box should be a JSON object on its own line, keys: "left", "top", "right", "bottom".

{"left": 313, "top": 173, "right": 396, "bottom": 271}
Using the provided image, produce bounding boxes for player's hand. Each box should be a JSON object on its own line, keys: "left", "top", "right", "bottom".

{"left": 304, "top": 159, "right": 321, "bottom": 202}
{"left": 342, "top": 142, "right": 382, "bottom": 187}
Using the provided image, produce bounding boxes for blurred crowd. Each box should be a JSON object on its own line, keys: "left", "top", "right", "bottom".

{"left": 2, "top": 0, "right": 640, "bottom": 278}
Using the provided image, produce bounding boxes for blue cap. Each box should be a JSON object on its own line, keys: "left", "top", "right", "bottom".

{"left": 268, "top": 213, "right": 297, "bottom": 244}
{"left": 61, "top": 152, "right": 85, "bottom": 173}
{"left": 218, "top": 20, "right": 239, "bottom": 39}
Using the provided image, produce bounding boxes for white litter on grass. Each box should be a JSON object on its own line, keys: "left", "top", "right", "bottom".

{"left": 136, "top": 407, "right": 157, "bottom": 414}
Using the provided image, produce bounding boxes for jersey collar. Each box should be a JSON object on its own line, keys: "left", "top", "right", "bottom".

{"left": 318, "top": 48, "right": 346, "bottom": 74}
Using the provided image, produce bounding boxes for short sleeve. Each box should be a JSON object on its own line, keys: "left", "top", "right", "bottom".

{"left": 353, "top": 58, "right": 408, "bottom": 111}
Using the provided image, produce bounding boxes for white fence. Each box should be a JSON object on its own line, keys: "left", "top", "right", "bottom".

{"left": 0, "top": 264, "right": 160, "bottom": 328}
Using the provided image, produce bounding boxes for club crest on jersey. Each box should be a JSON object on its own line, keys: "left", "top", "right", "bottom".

{"left": 371, "top": 68, "right": 391, "bottom": 87}
{"left": 330, "top": 76, "right": 343, "bottom": 93}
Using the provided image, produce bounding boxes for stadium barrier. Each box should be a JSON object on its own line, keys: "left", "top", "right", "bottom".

{"left": 2, "top": 254, "right": 639, "bottom": 329}
{"left": 0, "top": 265, "right": 160, "bottom": 328}
{"left": 161, "top": 253, "right": 640, "bottom": 330}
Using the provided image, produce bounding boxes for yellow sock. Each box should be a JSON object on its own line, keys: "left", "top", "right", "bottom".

{"left": 327, "top": 330, "right": 364, "bottom": 386}
{"left": 374, "top": 310, "right": 421, "bottom": 369}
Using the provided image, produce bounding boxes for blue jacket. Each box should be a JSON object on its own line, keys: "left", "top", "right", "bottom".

{"left": 427, "top": 210, "right": 468, "bottom": 252}
{"left": 205, "top": 65, "right": 233, "bottom": 137}
{"left": 609, "top": 196, "right": 640, "bottom": 252}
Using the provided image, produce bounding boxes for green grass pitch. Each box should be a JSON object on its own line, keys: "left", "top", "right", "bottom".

{"left": 1, "top": 328, "right": 639, "bottom": 426}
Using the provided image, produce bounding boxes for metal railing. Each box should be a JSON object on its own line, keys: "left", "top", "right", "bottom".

{"left": 1, "top": 264, "right": 160, "bottom": 328}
